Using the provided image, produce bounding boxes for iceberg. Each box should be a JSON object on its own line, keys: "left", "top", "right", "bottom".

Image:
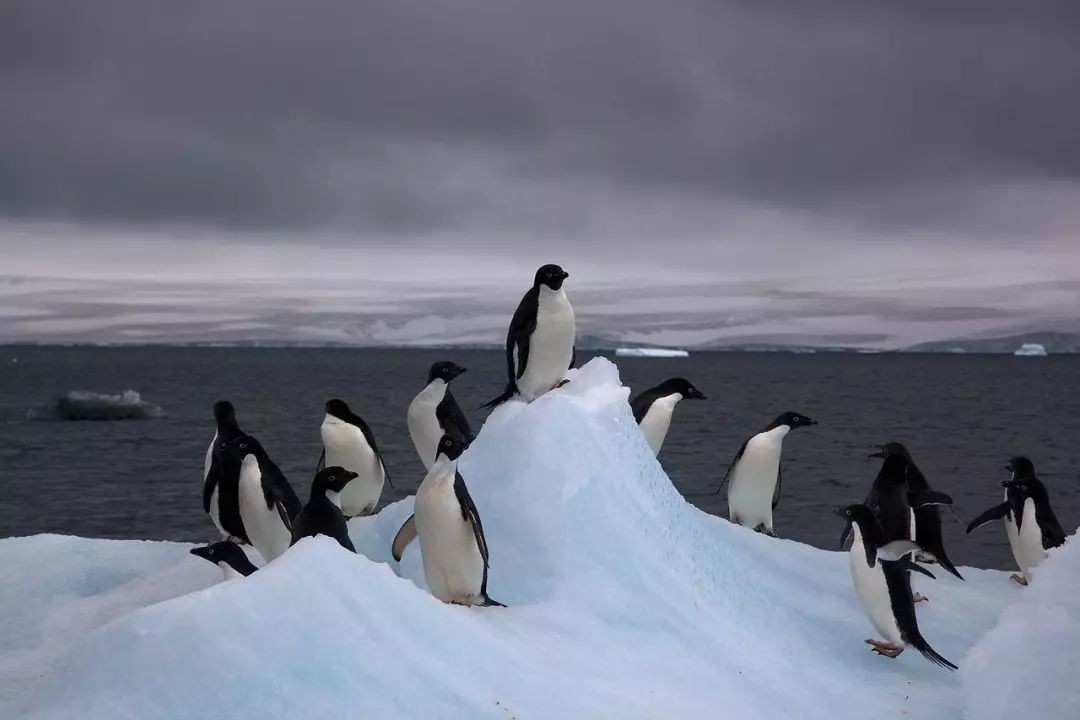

{"left": 614, "top": 346, "right": 689, "bottom": 358}
{"left": 27, "top": 390, "right": 165, "bottom": 421}
{"left": 1, "top": 358, "right": 1075, "bottom": 719}
{"left": 1013, "top": 343, "right": 1048, "bottom": 357}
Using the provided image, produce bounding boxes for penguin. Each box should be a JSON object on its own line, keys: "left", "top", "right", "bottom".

{"left": 190, "top": 541, "right": 258, "bottom": 581}
{"left": 202, "top": 400, "right": 246, "bottom": 538}
{"left": 482, "top": 264, "right": 575, "bottom": 408}
{"left": 836, "top": 504, "right": 957, "bottom": 670}
{"left": 290, "top": 466, "right": 360, "bottom": 552}
{"left": 318, "top": 398, "right": 391, "bottom": 518}
{"left": 391, "top": 434, "right": 503, "bottom": 607}
{"left": 967, "top": 457, "right": 1066, "bottom": 585}
{"left": 720, "top": 411, "right": 817, "bottom": 535}
{"left": 629, "top": 378, "right": 707, "bottom": 456}
{"left": 223, "top": 435, "right": 301, "bottom": 563}
{"left": 407, "top": 361, "right": 473, "bottom": 470}
{"left": 889, "top": 444, "right": 964, "bottom": 581}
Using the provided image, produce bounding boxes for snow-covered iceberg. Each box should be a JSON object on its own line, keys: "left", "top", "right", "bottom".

{"left": 27, "top": 389, "right": 165, "bottom": 421}
{"left": 1, "top": 359, "right": 1075, "bottom": 719}
{"left": 614, "top": 346, "right": 689, "bottom": 358}
{"left": 1013, "top": 343, "right": 1048, "bottom": 357}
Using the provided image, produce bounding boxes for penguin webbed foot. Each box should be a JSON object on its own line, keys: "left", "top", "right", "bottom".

{"left": 553, "top": 378, "right": 570, "bottom": 390}
{"left": 1010, "top": 573, "right": 1029, "bottom": 586}
{"left": 865, "top": 639, "right": 904, "bottom": 658}
{"left": 753, "top": 523, "right": 777, "bottom": 538}
{"left": 912, "top": 592, "right": 929, "bottom": 604}
{"left": 915, "top": 551, "right": 937, "bottom": 565}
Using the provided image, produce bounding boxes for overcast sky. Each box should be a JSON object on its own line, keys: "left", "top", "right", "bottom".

{"left": 2, "top": 1, "right": 1078, "bottom": 347}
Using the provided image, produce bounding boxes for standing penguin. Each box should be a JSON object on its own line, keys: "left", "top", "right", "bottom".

{"left": 836, "top": 504, "right": 957, "bottom": 670}
{"left": 190, "top": 542, "right": 258, "bottom": 581}
{"left": 629, "top": 378, "right": 707, "bottom": 456}
{"left": 391, "top": 435, "right": 503, "bottom": 607}
{"left": 407, "top": 361, "right": 473, "bottom": 470}
{"left": 482, "top": 264, "right": 575, "bottom": 408}
{"left": 967, "top": 457, "right": 1066, "bottom": 585}
{"left": 888, "top": 444, "right": 963, "bottom": 580}
{"left": 318, "top": 398, "right": 391, "bottom": 518}
{"left": 291, "top": 466, "right": 360, "bottom": 552}
{"left": 224, "top": 435, "right": 301, "bottom": 563}
{"left": 721, "top": 411, "right": 817, "bottom": 535}
{"left": 202, "top": 400, "right": 246, "bottom": 538}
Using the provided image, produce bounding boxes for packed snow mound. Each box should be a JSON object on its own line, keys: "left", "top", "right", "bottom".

{"left": 962, "top": 538, "right": 1080, "bottom": 720}
{"left": 1, "top": 358, "right": 1073, "bottom": 719}
{"left": 27, "top": 389, "right": 165, "bottom": 420}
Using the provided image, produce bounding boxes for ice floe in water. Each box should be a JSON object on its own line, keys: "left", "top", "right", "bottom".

{"left": 27, "top": 390, "right": 165, "bottom": 421}
{"left": 1, "top": 358, "right": 1075, "bottom": 719}
{"left": 614, "top": 346, "right": 689, "bottom": 357}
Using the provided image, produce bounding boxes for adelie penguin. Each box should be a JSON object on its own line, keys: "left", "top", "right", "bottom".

{"left": 202, "top": 400, "right": 246, "bottom": 539}
{"left": 407, "top": 361, "right": 473, "bottom": 470}
{"left": 190, "top": 541, "right": 258, "bottom": 581}
{"left": 220, "top": 435, "right": 302, "bottom": 563}
{"left": 291, "top": 466, "right": 360, "bottom": 552}
{"left": 836, "top": 504, "right": 957, "bottom": 670}
{"left": 629, "top": 378, "right": 706, "bottom": 456}
{"left": 719, "top": 411, "right": 817, "bottom": 536}
{"left": 483, "top": 264, "right": 575, "bottom": 408}
{"left": 967, "top": 457, "right": 1066, "bottom": 585}
{"left": 318, "top": 398, "right": 391, "bottom": 518}
{"left": 391, "top": 434, "right": 503, "bottom": 607}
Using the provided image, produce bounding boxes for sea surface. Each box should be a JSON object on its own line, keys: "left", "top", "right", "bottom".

{"left": 1, "top": 345, "right": 1077, "bottom": 570}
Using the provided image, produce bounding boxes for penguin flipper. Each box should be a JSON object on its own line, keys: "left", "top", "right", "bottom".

{"left": 391, "top": 514, "right": 417, "bottom": 562}
{"left": 315, "top": 449, "right": 326, "bottom": 475}
{"left": 454, "top": 472, "right": 497, "bottom": 600}
{"left": 965, "top": 502, "right": 1010, "bottom": 534}
{"left": 715, "top": 437, "right": 751, "bottom": 495}
{"left": 437, "top": 390, "right": 474, "bottom": 443}
{"left": 203, "top": 455, "right": 221, "bottom": 514}
{"left": 909, "top": 490, "right": 953, "bottom": 508}
{"left": 772, "top": 465, "right": 782, "bottom": 509}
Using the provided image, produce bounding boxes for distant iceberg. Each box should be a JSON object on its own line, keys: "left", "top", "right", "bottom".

{"left": 2, "top": 358, "right": 1074, "bottom": 720}
{"left": 27, "top": 390, "right": 165, "bottom": 421}
{"left": 1013, "top": 343, "right": 1048, "bottom": 357}
{"left": 614, "top": 346, "right": 689, "bottom": 358}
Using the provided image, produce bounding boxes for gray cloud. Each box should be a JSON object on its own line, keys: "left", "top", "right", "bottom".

{"left": 2, "top": 0, "right": 1079, "bottom": 238}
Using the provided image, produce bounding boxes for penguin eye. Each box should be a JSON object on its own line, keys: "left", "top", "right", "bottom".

{"left": 218, "top": 442, "right": 226, "bottom": 449}
{"left": 328, "top": 474, "right": 336, "bottom": 481}
{"left": 239, "top": 443, "right": 248, "bottom": 449}
{"left": 208, "top": 549, "right": 214, "bottom": 556}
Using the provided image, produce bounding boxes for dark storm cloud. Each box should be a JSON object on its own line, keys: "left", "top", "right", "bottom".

{"left": 1, "top": 0, "right": 1079, "bottom": 234}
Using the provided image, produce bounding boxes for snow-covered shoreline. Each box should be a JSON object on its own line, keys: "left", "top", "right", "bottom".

{"left": 1, "top": 359, "right": 1074, "bottom": 719}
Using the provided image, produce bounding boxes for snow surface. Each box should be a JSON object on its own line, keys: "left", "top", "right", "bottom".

{"left": 614, "top": 347, "right": 689, "bottom": 357}
{"left": 1, "top": 358, "right": 1075, "bottom": 719}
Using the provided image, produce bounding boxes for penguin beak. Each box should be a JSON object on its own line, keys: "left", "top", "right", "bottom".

{"left": 805, "top": 417, "right": 818, "bottom": 426}
{"left": 867, "top": 446, "right": 887, "bottom": 459}
{"left": 451, "top": 366, "right": 467, "bottom": 380}
{"left": 1000, "top": 478, "right": 1014, "bottom": 488}
{"left": 559, "top": 270, "right": 570, "bottom": 280}
{"left": 833, "top": 506, "right": 848, "bottom": 518}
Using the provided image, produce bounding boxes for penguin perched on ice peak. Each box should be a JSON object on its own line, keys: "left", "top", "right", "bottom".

{"left": 482, "top": 264, "right": 575, "bottom": 408}
{"left": 967, "top": 457, "right": 1066, "bottom": 585}
{"left": 222, "top": 435, "right": 302, "bottom": 563}
{"left": 291, "top": 466, "right": 360, "bottom": 552}
{"left": 392, "top": 434, "right": 503, "bottom": 607}
{"left": 318, "top": 398, "right": 391, "bottom": 518}
{"left": 721, "top": 411, "right": 817, "bottom": 536}
{"left": 837, "top": 504, "right": 957, "bottom": 670}
{"left": 407, "top": 361, "right": 473, "bottom": 470}
{"left": 190, "top": 541, "right": 258, "bottom": 581}
{"left": 629, "top": 378, "right": 707, "bottom": 456}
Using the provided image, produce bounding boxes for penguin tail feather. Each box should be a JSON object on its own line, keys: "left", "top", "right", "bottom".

{"left": 479, "top": 595, "right": 506, "bottom": 608}
{"left": 911, "top": 634, "right": 958, "bottom": 671}
{"left": 479, "top": 384, "right": 516, "bottom": 410}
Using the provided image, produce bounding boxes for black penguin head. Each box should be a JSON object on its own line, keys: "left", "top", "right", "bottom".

{"left": 1005, "top": 456, "right": 1035, "bottom": 479}
{"left": 213, "top": 401, "right": 236, "bottom": 424}
{"left": 190, "top": 541, "right": 249, "bottom": 568}
{"left": 312, "top": 466, "right": 359, "bottom": 494}
{"left": 325, "top": 398, "right": 353, "bottom": 420}
{"left": 534, "top": 264, "right": 569, "bottom": 291}
{"left": 428, "top": 361, "right": 467, "bottom": 384}
{"left": 219, "top": 434, "right": 260, "bottom": 461}
{"left": 835, "top": 503, "right": 877, "bottom": 529}
{"left": 436, "top": 433, "right": 470, "bottom": 461}
{"left": 770, "top": 411, "right": 817, "bottom": 431}
{"left": 868, "top": 441, "right": 910, "bottom": 460}
{"left": 654, "top": 378, "right": 707, "bottom": 401}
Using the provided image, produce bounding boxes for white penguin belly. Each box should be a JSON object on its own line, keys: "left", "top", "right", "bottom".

{"left": 237, "top": 457, "right": 292, "bottom": 563}
{"left": 517, "top": 288, "right": 575, "bottom": 401}
{"left": 849, "top": 527, "right": 904, "bottom": 646}
{"left": 407, "top": 382, "right": 446, "bottom": 470}
{"left": 415, "top": 464, "right": 485, "bottom": 604}
{"left": 1016, "top": 499, "right": 1046, "bottom": 579}
{"left": 638, "top": 394, "right": 680, "bottom": 456}
{"left": 1003, "top": 490, "right": 1023, "bottom": 574}
{"left": 727, "top": 428, "right": 787, "bottom": 530}
{"left": 321, "top": 416, "right": 385, "bottom": 516}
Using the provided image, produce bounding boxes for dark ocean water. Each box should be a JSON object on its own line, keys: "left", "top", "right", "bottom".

{"left": 0, "top": 345, "right": 1077, "bottom": 570}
